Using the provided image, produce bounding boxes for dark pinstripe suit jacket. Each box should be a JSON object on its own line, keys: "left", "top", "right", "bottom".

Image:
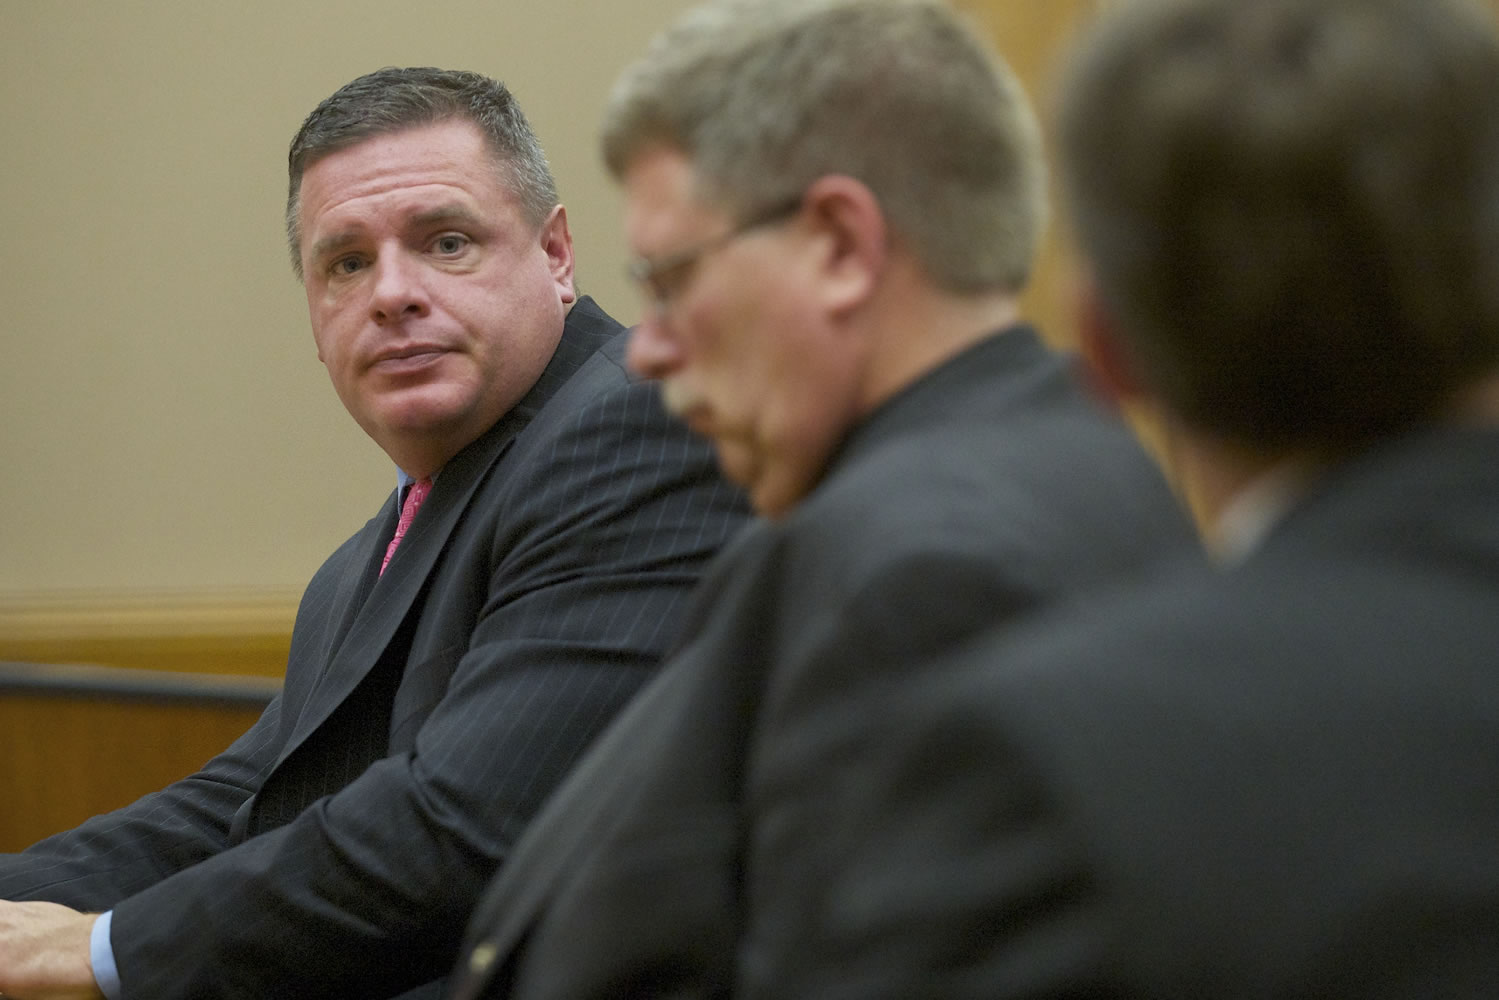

{"left": 0, "top": 297, "right": 750, "bottom": 999}
{"left": 448, "top": 326, "right": 1197, "bottom": 1000}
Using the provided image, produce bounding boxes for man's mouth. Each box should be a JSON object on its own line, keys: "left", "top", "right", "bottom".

{"left": 660, "top": 379, "right": 701, "bottom": 418}
{"left": 370, "top": 346, "right": 447, "bottom": 374}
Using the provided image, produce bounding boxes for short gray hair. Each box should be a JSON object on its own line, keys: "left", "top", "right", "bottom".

{"left": 285, "top": 66, "right": 558, "bottom": 280}
{"left": 1060, "top": 0, "right": 1499, "bottom": 452}
{"left": 601, "top": 0, "right": 1045, "bottom": 295}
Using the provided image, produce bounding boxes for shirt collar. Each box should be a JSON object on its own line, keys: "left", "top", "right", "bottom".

{"left": 1208, "top": 460, "right": 1315, "bottom": 565}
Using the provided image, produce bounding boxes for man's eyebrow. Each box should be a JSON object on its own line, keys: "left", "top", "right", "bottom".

{"left": 410, "top": 204, "right": 484, "bottom": 229}
{"left": 307, "top": 230, "right": 361, "bottom": 265}
{"left": 306, "top": 204, "right": 485, "bottom": 266}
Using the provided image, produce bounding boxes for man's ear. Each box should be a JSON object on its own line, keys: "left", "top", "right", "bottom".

{"left": 540, "top": 204, "right": 577, "bottom": 305}
{"left": 1075, "top": 269, "right": 1145, "bottom": 408}
{"left": 800, "top": 175, "right": 886, "bottom": 318}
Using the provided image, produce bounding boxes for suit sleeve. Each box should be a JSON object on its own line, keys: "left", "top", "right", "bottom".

{"left": 108, "top": 378, "right": 748, "bottom": 1000}
{"left": 0, "top": 519, "right": 385, "bottom": 908}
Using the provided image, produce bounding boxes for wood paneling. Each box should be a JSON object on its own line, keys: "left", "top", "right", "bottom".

{"left": 0, "top": 694, "right": 266, "bottom": 852}
{"left": 0, "top": 592, "right": 293, "bottom": 851}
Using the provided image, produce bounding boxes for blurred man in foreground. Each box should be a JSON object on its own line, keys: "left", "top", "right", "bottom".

{"left": 447, "top": 1, "right": 1193, "bottom": 996}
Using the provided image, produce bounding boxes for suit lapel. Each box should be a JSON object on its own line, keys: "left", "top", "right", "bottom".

{"left": 272, "top": 426, "right": 517, "bottom": 767}
{"left": 320, "top": 493, "right": 401, "bottom": 666}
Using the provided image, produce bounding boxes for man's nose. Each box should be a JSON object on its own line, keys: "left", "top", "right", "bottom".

{"left": 369, "top": 252, "right": 431, "bottom": 324}
{"left": 626, "top": 314, "right": 685, "bottom": 378}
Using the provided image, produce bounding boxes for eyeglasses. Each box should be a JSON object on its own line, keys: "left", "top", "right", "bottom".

{"left": 626, "top": 196, "right": 803, "bottom": 316}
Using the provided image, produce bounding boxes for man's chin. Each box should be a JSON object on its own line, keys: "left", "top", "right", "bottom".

{"left": 710, "top": 440, "right": 756, "bottom": 488}
{"left": 363, "top": 398, "right": 479, "bottom": 466}
{"left": 370, "top": 385, "right": 471, "bottom": 431}
{"left": 714, "top": 444, "right": 799, "bottom": 517}
{"left": 728, "top": 447, "right": 821, "bottom": 518}
{"left": 747, "top": 475, "right": 804, "bottom": 518}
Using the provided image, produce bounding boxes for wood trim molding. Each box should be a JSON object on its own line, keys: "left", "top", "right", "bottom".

{"left": 0, "top": 588, "right": 299, "bottom": 678}
{"left": 0, "top": 660, "right": 281, "bottom": 706}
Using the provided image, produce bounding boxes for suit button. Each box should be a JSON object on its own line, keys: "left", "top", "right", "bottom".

{"left": 469, "top": 941, "right": 499, "bottom": 974}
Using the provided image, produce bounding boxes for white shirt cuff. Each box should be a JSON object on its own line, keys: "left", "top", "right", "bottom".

{"left": 89, "top": 910, "right": 123, "bottom": 1000}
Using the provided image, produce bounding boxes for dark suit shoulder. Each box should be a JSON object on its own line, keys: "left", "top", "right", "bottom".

{"left": 897, "top": 470, "right": 1499, "bottom": 995}
{"left": 770, "top": 359, "right": 1191, "bottom": 622}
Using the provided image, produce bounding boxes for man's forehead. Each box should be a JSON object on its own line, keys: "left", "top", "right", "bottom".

{"left": 300, "top": 122, "right": 495, "bottom": 207}
{"left": 621, "top": 149, "right": 724, "bottom": 244}
{"left": 311, "top": 194, "right": 486, "bottom": 230}
{"left": 297, "top": 126, "right": 513, "bottom": 248}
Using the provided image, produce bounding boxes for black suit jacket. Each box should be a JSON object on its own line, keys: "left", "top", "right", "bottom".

{"left": 0, "top": 297, "right": 750, "bottom": 999}
{"left": 450, "top": 325, "right": 1197, "bottom": 1000}
{"left": 732, "top": 426, "right": 1499, "bottom": 998}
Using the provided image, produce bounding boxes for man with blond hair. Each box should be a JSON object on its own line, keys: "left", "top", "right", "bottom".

{"left": 446, "top": 1, "right": 1191, "bottom": 996}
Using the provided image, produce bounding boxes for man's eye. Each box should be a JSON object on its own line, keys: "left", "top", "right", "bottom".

{"left": 649, "top": 261, "right": 693, "bottom": 304}
{"left": 432, "top": 234, "right": 469, "bottom": 255}
{"left": 330, "top": 256, "right": 365, "bottom": 276}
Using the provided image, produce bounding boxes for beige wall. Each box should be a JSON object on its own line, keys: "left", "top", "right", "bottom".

{"left": 0, "top": 0, "right": 1097, "bottom": 621}
{"left": 0, "top": 1, "right": 695, "bottom": 603}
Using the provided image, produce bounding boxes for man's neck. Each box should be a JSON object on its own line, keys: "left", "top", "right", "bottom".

{"left": 1151, "top": 416, "right": 1314, "bottom": 559}
{"left": 1439, "top": 368, "right": 1499, "bottom": 427}
{"left": 1166, "top": 368, "right": 1499, "bottom": 558}
{"left": 856, "top": 261, "right": 1023, "bottom": 417}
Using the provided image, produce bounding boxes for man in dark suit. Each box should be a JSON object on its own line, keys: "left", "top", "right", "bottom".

{"left": 697, "top": 0, "right": 1499, "bottom": 995}
{"left": 445, "top": 2, "right": 1194, "bottom": 997}
{"left": 0, "top": 68, "right": 747, "bottom": 999}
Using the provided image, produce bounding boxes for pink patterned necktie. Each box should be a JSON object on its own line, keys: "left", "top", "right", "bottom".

{"left": 380, "top": 478, "right": 432, "bottom": 576}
